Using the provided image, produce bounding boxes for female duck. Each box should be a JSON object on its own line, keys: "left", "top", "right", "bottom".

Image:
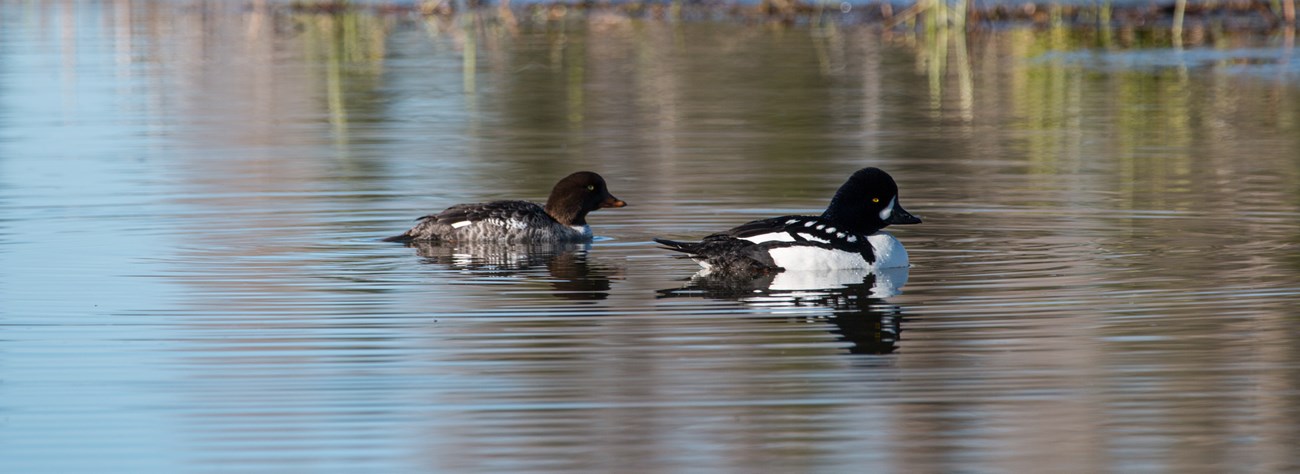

{"left": 654, "top": 167, "right": 920, "bottom": 273}
{"left": 385, "top": 171, "right": 626, "bottom": 243}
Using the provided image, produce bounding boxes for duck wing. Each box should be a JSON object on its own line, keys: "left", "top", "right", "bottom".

{"left": 427, "top": 200, "right": 551, "bottom": 227}
{"left": 385, "top": 200, "right": 553, "bottom": 242}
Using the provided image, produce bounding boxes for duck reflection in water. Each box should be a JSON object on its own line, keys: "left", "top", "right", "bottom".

{"left": 659, "top": 267, "right": 908, "bottom": 355}
{"left": 402, "top": 241, "right": 619, "bottom": 301}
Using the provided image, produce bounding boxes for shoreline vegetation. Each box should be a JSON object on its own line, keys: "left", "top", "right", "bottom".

{"left": 279, "top": 0, "right": 1299, "bottom": 41}
{"left": 266, "top": 0, "right": 1300, "bottom": 48}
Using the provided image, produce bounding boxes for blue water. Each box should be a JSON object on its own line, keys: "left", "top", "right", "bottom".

{"left": 3, "top": 2, "right": 1300, "bottom": 472}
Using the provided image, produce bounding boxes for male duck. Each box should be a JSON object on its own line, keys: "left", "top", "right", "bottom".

{"left": 654, "top": 167, "right": 921, "bottom": 273}
{"left": 384, "top": 171, "right": 626, "bottom": 243}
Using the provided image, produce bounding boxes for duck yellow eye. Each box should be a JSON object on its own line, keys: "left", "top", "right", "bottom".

{"left": 871, "top": 198, "right": 880, "bottom": 203}
{"left": 586, "top": 185, "right": 595, "bottom": 191}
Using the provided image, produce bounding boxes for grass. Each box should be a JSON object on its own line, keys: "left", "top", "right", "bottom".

{"left": 282, "top": 0, "right": 1298, "bottom": 35}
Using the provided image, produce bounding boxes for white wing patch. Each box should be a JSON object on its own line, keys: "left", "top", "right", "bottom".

{"left": 762, "top": 232, "right": 909, "bottom": 270}
{"left": 797, "top": 233, "right": 831, "bottom": 243}
{"left": 450, "top": 221, "right": 473, "bottom": 229}
{"left": 742, "top": 232, "right": 797, "bottom": 244}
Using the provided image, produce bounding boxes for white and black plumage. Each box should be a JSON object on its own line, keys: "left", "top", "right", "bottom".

{"left": 654, "top": 167, "right": 921, "bottom": 274}
{"left": 384, "top": 171, "right": 626, "bottom": 243}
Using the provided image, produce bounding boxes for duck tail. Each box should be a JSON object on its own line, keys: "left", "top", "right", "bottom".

{"left": 382, "top": 232, "right": 415, "bottom": 243}
{"left": 384, "top": 214, "right": 442, "bottom": 243}
{"left": 653, "top": 237, "right": 699, "bottom": 254}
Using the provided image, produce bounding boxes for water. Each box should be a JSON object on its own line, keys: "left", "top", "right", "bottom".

{"left": 3, "top": 2, "right": 1300, "bottom": 472}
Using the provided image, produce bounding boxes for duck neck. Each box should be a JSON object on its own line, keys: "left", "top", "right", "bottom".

{"left": 544, "top": 200, "right": 586, "bottom": 226}
{"left": 821, "top": 205, "right": 880, "bottom": 235}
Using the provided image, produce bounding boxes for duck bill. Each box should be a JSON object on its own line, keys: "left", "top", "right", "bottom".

{"left": 886, "top": 202, "right": 922, "bottom": 225}
{"left": 600, "top": 195, "right": 627, "bottom": 209}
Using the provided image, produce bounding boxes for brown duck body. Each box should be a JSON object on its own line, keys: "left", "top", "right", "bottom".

{"left": 385, "top": 172, "right": 626, "bottom": 244}
{"left": 386, "top": 200, "right": 592, "bottom": 243}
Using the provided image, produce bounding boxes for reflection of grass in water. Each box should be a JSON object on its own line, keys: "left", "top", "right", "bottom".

{"left": 298, "top": 10, "right": 389, "bottom": 148}
{"left": 278, "top": 0, "right": 1297, "bottom": 220}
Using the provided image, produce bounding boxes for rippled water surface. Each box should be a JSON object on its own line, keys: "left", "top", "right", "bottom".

{"left": 3, "top": 2, "right": 1300, "bottom": 472}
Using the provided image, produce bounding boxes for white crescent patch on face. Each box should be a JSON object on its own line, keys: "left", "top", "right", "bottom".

{"left": 878, "top": 196, "right": 896, "bottom": 221}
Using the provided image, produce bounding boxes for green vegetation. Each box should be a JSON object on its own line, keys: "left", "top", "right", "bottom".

{"left": 283, "top": 0, "right": 1298, "bottom": 48}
